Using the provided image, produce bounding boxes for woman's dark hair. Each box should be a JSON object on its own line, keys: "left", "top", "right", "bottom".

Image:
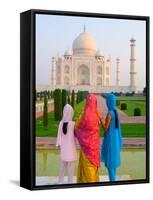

{"left": 114, "top": 109, "right": 119, "bottom": 128}
{"left": 62, "top": 122, "right": 68, "bottom": 135}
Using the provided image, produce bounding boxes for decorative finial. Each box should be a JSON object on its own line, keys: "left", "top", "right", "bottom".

{"left": 130, "top": 36, "right": 136, "bottom": 42}
{"left": 83, "top": 24, "right": 86, "bottom": 32}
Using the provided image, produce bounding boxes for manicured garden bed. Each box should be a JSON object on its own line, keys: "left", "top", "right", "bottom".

{"left": 117, "top": 100, "right": 146, "bottom": 116}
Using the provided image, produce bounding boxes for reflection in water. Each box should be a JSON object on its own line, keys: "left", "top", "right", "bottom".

{"left": 36, "top": 148, "right": 146, "bottom": 180}
{"left": 43, "top": 151, "right": 48, "bottom": 173}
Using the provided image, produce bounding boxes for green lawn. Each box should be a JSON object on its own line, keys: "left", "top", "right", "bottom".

{"left": 36, "top": 98, "right": 146, "bottom": 137}
{"left": 117, "top": 100, "right": 146, "bottom": 116}
{"left": 73, "top": 100, "right": 85, "bottom": 121}
{"left": 36, "top": 112, "right": 59, "bottom": 137}
{"left": 36, "top": 113, "right": 146, "bottom": 138}
{"left": 36, "top": 101, "right": 85, "bottom": 137}
{"left": 96, "top": 124, "right": 145, "bottom": 137}
{"left": 117, "top": 96, "right": 146, "bottom": 101}
{"left": 120, "top": 124, "right": 146, "bottom": 137}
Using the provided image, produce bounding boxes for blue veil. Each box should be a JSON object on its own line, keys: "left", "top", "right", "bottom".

{"left": 101, "top": 93, "right": 123, "bottom": 169}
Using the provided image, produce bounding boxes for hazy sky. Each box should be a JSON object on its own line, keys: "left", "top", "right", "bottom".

{"left": 36, "top": 14, "right": 146, "bottom": 90}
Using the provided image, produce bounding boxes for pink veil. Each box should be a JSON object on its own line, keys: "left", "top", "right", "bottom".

{"left": 76, "top": 94, "right": 100, "bottom": 167}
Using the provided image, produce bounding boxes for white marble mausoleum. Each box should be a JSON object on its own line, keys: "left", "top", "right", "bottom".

{"left": 37, "top": 27, "right": 137, "bottom": 93}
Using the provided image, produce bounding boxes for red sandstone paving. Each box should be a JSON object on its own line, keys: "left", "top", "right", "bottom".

{"left": 36, "top": 137, "right": 145, "bottom": 146}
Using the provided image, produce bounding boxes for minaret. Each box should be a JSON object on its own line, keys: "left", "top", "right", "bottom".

{"left": 83, "top": 24, "right": 86, "bottom": 32}
{"left": 116, "top": 58, "right": 120, "bottom": 86}
{"left": 130, "top": 37, "right": 137, "bottom": 92}
{"left": 51, "top": 57, "right": 56, "bottom": 89}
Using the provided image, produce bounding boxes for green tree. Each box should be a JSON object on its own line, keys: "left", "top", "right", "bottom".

{"left": 71, "top": 90, "right": 75, "bottom": 108}
{"left": 54, "top": 89, "right": 62, "bottom": 120}
{"left": 40, "top": 92, "right": 42, "bottom": 101}
{"left": 76, "top": 91, "right": 80, "bottom": 104}
{"left": 35, "top": 90, "right": 37, "bottom": 102}
{"left": 67, "top": 95, "right": 70, "bottom": 104}
{"left": 62, "top": 89, "right": 67, "bottom": 109}
{"left": 51, "top": 90, "right": 53, "bottom": 99}
{"left": 47, "top": 91, "right": 51, "bottom": 99}
{"left": 143, "top": 87, "right": 146, "bottom": 96}
{"left": 43, "top": 95, "right": 48, "bottom": 129}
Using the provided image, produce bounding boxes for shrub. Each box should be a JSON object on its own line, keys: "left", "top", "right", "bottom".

{"left": 54, "top": 89, "right": 62, "bottom": 120}
{"left": 121, "top": 103, "right": 127, "bottom": 110}
{"left": 43, "top": 96, "right": 48, "bottom": 128}
{"left": 134, "top": 108, "right": 141, "bottom": 116}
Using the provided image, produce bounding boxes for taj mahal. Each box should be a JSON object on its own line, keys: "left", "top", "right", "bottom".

{"left": 37, "top": 26, "right": 137, "bottom": 93}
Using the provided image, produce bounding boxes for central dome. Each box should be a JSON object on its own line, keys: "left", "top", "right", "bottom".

{"left": 72, "top": 31, "right": 97, "bottom": 54}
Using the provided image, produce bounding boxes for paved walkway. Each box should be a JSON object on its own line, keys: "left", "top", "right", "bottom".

{"left": 96, "top": 95, "right": 146, "bottom": 124}
{"left": 36, "top": 137, "right": 145, "bottom": 149}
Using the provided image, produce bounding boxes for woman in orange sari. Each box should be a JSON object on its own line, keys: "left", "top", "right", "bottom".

{"left": 75, "top": 94, "right": 101, "bottom": 183}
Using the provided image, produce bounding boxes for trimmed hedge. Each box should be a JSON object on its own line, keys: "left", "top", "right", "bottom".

{"left": 121, "top": 103, "right": 127, "bottom": 110}
{"left": 54, "top": 89, "right": 62, "bottom": 120}
{"left": 134, "top": 108, "right": 141, "bottom": 116}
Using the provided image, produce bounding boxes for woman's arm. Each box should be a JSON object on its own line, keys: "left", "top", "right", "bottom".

{"left": 100, "top": 113, "right": 112, "bottom": 133}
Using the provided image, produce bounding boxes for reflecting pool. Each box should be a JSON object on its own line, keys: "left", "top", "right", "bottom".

{"left": 36, "top": 148, "right": 146, "bottom": 180}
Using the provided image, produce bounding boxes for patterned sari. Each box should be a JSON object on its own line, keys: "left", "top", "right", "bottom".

{"left": 75, "top": 94, "right": 100, "bottom": 183}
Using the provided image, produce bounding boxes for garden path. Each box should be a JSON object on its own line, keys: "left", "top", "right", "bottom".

{"left": 36, "top": 137, "right": 145, "bottom": 149}
{"left": 95, "top": 95, "right": 146, "bottom": 124}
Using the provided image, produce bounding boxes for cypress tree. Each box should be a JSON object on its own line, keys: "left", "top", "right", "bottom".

{"left": 40, "top": 92, "right": 42, "bottom": 101}
{"left": 43, "top": 95, "right": 48, "bottom": 129}
{"left": 35, "top": 90, "right": 37, "bottom": 102}
{"left": 67, "top": 95, "right": 70, "bottom": 104}
{"left": 62, "top": 89, "right": 67, "bottom": 109}
{"left": 47, "top": 91, "right": 50, "bottom": 99}
{"left": 54, "top": 89, "right": 62, "bottom": 120}
{"left": 76, "top": 91, "right": 79, "bottom": 104}
{"left": 51, "top": 90, "right": 53, "bottom": 99}
{"left": 71, "top": 90, "right": 75, "bottom": 108}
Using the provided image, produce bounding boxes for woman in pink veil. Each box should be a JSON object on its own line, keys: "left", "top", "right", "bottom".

{"left": 75, "top": 94, "right": 101, "bottom": 183}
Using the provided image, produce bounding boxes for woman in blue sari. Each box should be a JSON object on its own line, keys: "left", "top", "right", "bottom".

{"left": 100, "top": 93, "right": 123, "bottom": 181}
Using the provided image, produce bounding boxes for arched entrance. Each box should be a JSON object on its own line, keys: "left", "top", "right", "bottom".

{"left": 77, "top": 64, "right": 90, "bottom": 85}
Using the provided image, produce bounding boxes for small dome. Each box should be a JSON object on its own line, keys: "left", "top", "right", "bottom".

{"left": 116, "top": 57, "right": 120, "bottom": 62}
{"left": 130, "top": 37, "right": 136, "bottom": 42}
{"left": 64, "top": 49, "right": 72, "bottom": 56}
{"left": 72, "top": 31, "right": 96, "bottom": 54}
{"left": 96, "top": 50, "right": 104, "bottom": 57}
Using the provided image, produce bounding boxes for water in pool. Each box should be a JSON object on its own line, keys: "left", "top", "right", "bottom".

{"left": 36, "top": 148, "right": 146, "bottom": 180}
